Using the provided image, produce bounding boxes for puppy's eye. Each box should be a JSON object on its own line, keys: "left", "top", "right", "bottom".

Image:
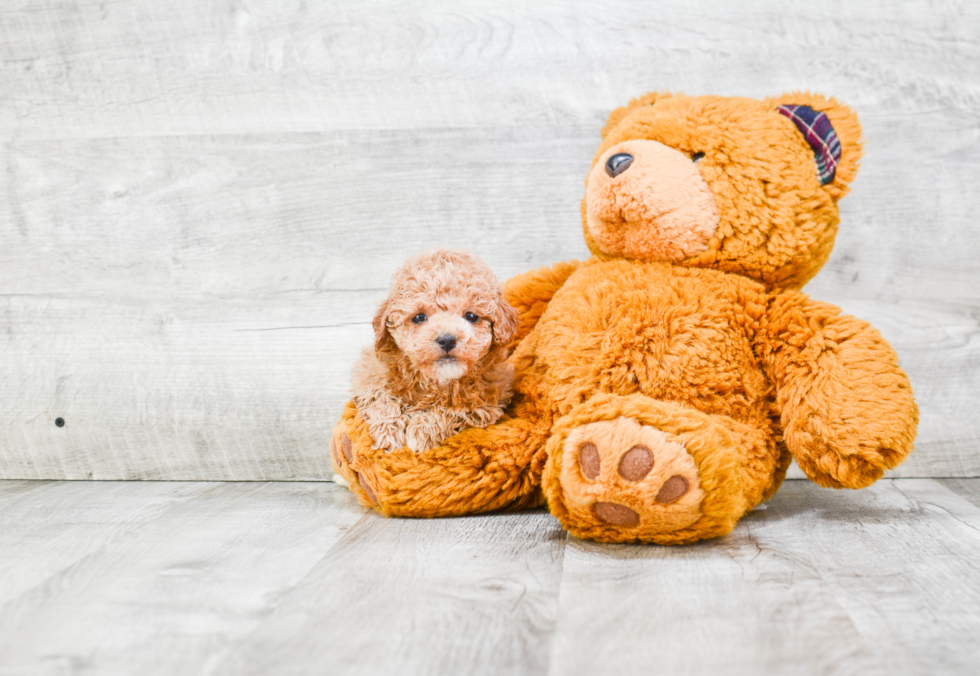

{"left": 411, "top": 313, "right": 427, "bottom": 324}
{"left": 464, "top": 312, "right": 479, "bottom": 323}
{"left": 691, "top": 152, "right": 705, "bottom": 163}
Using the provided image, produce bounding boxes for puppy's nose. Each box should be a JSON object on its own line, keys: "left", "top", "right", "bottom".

{"left": 605, "top": 153, "right": 633, "bottom": 178}
{"left": 436, "top": 334, "right": 457, "bottom": 353}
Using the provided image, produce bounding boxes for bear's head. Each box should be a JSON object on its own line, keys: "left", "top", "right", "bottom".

{"left": 583, "top": 92, "right": 862, "bottom": 288}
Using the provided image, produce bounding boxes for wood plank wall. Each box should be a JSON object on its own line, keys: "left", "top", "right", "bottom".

{"left": 1, "top": 0, "right": 977, "bottom": 479}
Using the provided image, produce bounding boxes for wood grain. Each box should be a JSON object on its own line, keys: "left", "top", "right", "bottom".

{"left": 0, "top": 480, "right": 218, "bottom": 606}
{"left": 0, "top": 479, "right": 51, "bottom": 507}
{"left": 3, "top": 479, "right": 979, "bottom": 675}
{"left": 0, "top": 129, "right": 591, "bottom": 480}
{"left": 2, "top": 1, "right": 978, "bottom": 138}
{"left": 0, "top": 482, "right": 365, "bottom": 675}
{"left": 549, "top": 509, "right": 882, "bottom": 676}
{"left": 0, "top": 0, "right": 977, "bottom": 479}
{"left": 939, "top": 478, "right": 980, "bottom": 508}
{"left": 549, "top": 479, "right": 980, "bottom": 675}
{"left": 762, "top": 480, "right": 980, "bottom": 674}
{"left": 213, "top": 509, "right": 567, "bottom": 676}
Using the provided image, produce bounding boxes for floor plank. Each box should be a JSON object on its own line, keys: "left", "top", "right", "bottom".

{"left": 0, "top": 481, "right": 218, "bottom": 607}
{"left": 213, "top": 509, "right": 567, "bottom": 676}
{"left": 1, "top": 479, "right": 979, "bottom": 674}
{"left": 0, "top": 482, "right": 365, "bottom": 676}
{"left": 548, "top": 507, "right": 881, "bottom": 676}
{"left": 938, "top": 478, "right": 980, "bottom": 509}
{"left": 548, "top": 479, "right": 980, "bottom": 676}
{"left": 764, "top": 480, "right": 980, "bottom": 674}
{"left": 0, "top": 480, "right": 52, "bottom": 508}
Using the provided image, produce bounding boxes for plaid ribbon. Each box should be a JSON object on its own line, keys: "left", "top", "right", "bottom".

{"left": 777, "top": 104, "right": 841, "bottom": 185}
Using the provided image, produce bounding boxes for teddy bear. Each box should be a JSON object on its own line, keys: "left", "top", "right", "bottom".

{"left": 330, "top": 92, "right": 918, "bottom": 545}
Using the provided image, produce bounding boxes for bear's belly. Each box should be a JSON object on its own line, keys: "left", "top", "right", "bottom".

{"left": 530, "top": 260, "right": 771, "bottom": 422}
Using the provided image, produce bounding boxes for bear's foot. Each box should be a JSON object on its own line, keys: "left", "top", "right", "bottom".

{"left": 330, "top": 421, "right": 379, "bottom": 507}
{"left": 562, "top": 417, "right": 705, "bottom": 533}
{"left": 543, "top": 394, "right": 784, "bottom": 544}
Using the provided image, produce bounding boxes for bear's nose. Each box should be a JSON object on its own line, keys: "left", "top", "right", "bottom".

{"left": 436, "top": 334, "right": 457, "bottom": 353}
{"left": 605, "top": 153, "right": 634, "bottom": 177}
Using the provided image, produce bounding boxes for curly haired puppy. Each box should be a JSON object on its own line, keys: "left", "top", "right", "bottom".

{"left": 351, "top": 249, "right": 518, "bottom": 452}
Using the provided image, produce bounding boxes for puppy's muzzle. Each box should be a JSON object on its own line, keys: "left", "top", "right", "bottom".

{"left": 436, "top": 334, "right": 458, "bottom": 353}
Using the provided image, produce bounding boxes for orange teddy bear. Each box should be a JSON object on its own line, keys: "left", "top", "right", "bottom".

{"left": 331, "top": 92, "right": 919, "bottom": 544}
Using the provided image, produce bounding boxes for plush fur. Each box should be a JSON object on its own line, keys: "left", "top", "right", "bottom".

{"left": 331, "top": 92, "right": 918, "bottom": 545}
{"left": 350, "top": 249, "right": 517, "bottom": 453}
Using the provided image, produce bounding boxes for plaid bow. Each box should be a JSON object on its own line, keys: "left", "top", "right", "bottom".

{"left": 777, "top": 104, "right": 841, "bottom": 185}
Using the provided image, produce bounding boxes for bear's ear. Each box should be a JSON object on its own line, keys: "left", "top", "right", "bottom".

{"left": 767, "top": 92, "right": 863, "bottom": 200}
{"left": 601, "top": 91, "right": 675, "bottom": 139}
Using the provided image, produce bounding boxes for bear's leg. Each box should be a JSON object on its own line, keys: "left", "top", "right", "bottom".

{"left": 331, "top": 398, "right": 551, "bottom": 517}
{"left": 543, "top": 393, "right": 785, "bottom": 544}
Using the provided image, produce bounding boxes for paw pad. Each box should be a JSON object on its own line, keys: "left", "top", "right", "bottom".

{"left": 357, "top": 473, "right": 378, "bottom": 504}
{"left": 560, "top": 416, "right": 705, "bottom": 534}
{"left": 579, "top": 442, "right": 601, "bottom": 480}
{"left": 593, "top": 502, "right": 639, "bottom": 527}
{"left": 656, "top": 475, "right": 689, "bottom": 504}
{"left": 333, "top": 429, "right": 378, "bottom": 506}
{"left": 618, "top": 444, "right": 653, "bottom": 481}
{"left": 341, "top": 433, "right": 354, "bottom": 462}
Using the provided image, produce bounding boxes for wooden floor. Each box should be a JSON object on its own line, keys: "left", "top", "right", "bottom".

{"left": 0, "top": 479, "right": 977, "bottom": 675}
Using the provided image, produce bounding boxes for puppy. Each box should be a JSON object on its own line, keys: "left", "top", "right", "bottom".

{"left": 351, "top": 249, "right": 518, "bottom": 452}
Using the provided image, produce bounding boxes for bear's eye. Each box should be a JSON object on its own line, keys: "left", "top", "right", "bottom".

{"left": 691, "top": 152, "right": 705, "bottom": 163}
{"left": 411, "top": 313, "right": 427, "bottom": 324}
{"left": 464, "top": 312, "right": 479, "bottom": 323}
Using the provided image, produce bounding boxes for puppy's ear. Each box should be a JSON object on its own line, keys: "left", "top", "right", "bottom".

{"left": 372, "top": 297, "right": 396, "bottom": 352}
{"left": 490, "top": 293, "right": 518, "bottom": 347}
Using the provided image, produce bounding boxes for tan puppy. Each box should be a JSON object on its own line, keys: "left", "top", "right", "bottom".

{"left": 351, "top": 249, "right": 518, "bottom": 452}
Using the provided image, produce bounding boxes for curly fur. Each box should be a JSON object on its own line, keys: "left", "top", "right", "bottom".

{"left": 351, "top": 249, "right": 518, "bottom": 452}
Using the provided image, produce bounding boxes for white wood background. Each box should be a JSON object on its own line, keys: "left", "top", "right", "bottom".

{"left": 0, "top": 0, "right": 977, "bottom": 480}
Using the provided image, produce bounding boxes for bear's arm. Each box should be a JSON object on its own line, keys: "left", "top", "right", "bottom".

{"left": 755, "top": 290, "right": 918, "bottom": 489}
{"left": 503, "top": 260, "right": 581, "bottom": 349}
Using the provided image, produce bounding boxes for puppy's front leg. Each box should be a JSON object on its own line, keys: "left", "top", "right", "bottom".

{"left": 455, "top": 403, "right": 506, "bottom": 429}
{"left": 405, "top": 408, "right": 457, "bottom": 453}
{"left": 358, "top": 394, "right": 407, "bottom": 452}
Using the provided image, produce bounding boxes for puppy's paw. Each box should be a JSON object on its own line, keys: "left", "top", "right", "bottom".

{"left": 456, "top": 404, "right": 505, "bottom": 429}
{"left": 405, "top": 409, "right": 454, "bottom": 453}
{"left": 405, "top": 422, "right": 439, "bottom": 452}
{"left": 405, "top": 435, "right": 433, "bottom": 453}
{"left": 369, "top": 418, "right": 406, "bottom": 453}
